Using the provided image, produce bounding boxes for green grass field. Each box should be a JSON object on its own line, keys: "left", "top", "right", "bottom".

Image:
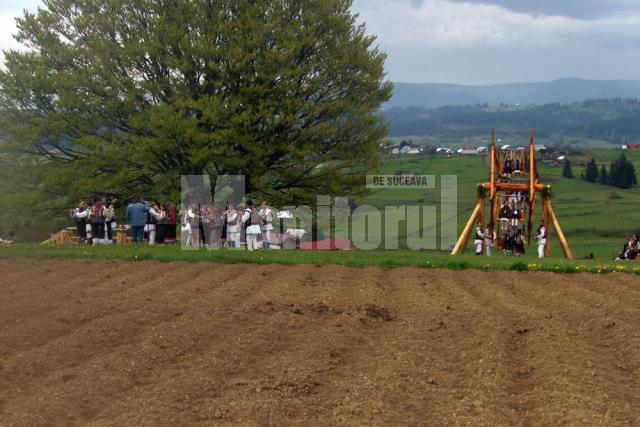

{"left": 349, "top": 150, "right": 640, "bottom": 259}
{"left": 0, "top": 243, "right": 638, "bottom": 276}
{"left": 7, "top": 148, "right": 638, "bottom": 272}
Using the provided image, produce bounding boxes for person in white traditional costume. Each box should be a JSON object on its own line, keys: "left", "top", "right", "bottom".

{"left": 259, "top": 201, "right": 274, "bottom": 249}
{"left": 242, "top": 200, "right": 262, "bottom": 251}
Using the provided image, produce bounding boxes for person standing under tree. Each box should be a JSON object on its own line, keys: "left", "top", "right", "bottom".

{"left": 126, "top": 197, "right": 150, "bottom": 244}
{"left": 89, "top": 197, "right": 104, "bottom": 245}
{"left": 71, "top": 201, "right": 89, "bottom": 243}
{"left": 182, "top": 200, "right": 198, "bottom": 247}
{"left": 148, "top": 201, "right": 164, "bottom": 245}
{"left": 536, "top": 220, "right": 547, "bottom": 259}
{"left": 242, "top": 200, "right": 262, "bottom": 251}
{"left": 102, "top": 198, "right": 115, "bottom": 242}
{"left": 259, "top": 201, "right": 274, "bottom": 249}
{"left": 225, "top": 203, "right": 240, "bottom": 249}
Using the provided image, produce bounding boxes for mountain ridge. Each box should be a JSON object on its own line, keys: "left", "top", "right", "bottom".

{"left": 387, "top": 78, "right": 640, "bottom": 109}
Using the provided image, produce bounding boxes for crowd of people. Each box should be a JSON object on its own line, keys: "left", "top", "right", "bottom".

{"left": 71, "top": 197, "right": 178, "bottom": 245}
{"left": 181, "top": 200, "right": 275, "bottom": 250}
{"left": 70, "top": 196, "right": 276, "bottom": 250}
{"left": 502, "top": 157, "right": 525, "bottom": 181}
{"left": 616, "top": 234, "right": 640, "bottom": 261}
{"left": 473, "top": 189, "right": 548, "bottom": 258}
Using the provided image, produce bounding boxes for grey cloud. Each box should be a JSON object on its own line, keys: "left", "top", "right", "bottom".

{"left": 413, "top": 0, "right": 640, "bottom": 19}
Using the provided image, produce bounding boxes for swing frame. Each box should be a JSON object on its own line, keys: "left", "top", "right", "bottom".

{"left": 451, "top": 129, "right": 573, "bottom": 259}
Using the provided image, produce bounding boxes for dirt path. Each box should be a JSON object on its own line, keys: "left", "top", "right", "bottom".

{"left": 1, "top": 259, "right": 639, "bottom": 425}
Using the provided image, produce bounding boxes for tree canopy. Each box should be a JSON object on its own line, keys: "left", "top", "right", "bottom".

{"left": 0, "top": 0, "right": 391, "bottom": 227}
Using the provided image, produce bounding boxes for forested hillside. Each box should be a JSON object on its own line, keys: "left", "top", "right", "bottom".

{"left": 388, "top": 78, "right": 640, "bottom": 109}
{"left": 386, "top": 99, "right": 640, "bottom": 143}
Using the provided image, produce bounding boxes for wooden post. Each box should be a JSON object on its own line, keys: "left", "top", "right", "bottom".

{"left": 529, "top": 129, "right": 535, "bottom": 203}
{"left": 490, "top": 129, "right": 496, "bottom": 200}
{"left": 543, "top": 197, "right": 552, "bottom": 258}
{"left": 451, "top": 197, "right": 484, "bottom": 256}
{"left": 548, "top": 202, "right": 574, "bottom": 259}
{"left": 528, "top": 195, "right": 535, "bottom": 246}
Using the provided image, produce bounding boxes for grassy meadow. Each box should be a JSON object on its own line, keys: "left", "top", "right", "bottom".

{"left": 5, "top": 147, "right": 638, "bottom": 270}
{"left": 0, "top": 243, "right": 638, "bottom": 276}
{"left": 349, "top": 148, "right": 640, "bottom": 260}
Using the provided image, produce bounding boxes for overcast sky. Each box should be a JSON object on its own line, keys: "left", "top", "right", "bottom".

{"left": 1, "top": 0, "right": 639, "bottom": 85}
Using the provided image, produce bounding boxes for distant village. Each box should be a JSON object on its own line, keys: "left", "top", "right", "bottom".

{"left": 384, "top": 139, "right": 640, "bottom": 167}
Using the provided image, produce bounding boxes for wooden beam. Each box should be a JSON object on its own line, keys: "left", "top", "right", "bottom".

{"left": 548, "top": 202, "right": 574, "bottom": 259}
{"left": 482, "top": 183, "right": 546, "bottom": 192}
{"left": 451, "top": 198, "right": 483, "bottom": 256}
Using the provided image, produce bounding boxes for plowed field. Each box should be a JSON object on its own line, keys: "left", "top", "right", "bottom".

{"left": 1, "top": 259, "right": 639, "bottom": 425}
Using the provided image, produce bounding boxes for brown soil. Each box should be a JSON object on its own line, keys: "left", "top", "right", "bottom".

{"left": 1, "top": 258, "right": 639, "bottom": 425}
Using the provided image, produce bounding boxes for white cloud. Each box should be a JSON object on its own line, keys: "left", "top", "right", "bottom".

{"left": 353, "top": 0, "right": 640, "bottom": 49}
{"left": 0, "top": 11, "right": 22, "bottom": 54}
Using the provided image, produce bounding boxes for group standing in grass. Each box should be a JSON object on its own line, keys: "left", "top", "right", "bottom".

{"left": 181, "top": 200, "right": 275, "bottom": 251}
{"left": 72, "top": 196, "right": 277, "bottom": 249}
{"left": 71, "top": 197, "right": 178, "bottom": 245}
{"left": 474, "top": 189, "right": 546, "bottom": 258}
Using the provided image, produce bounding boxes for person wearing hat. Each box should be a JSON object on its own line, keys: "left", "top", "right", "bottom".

{"left": 102, "top": 198, "right": 116, "bottom": 242}
{"left": 71, "top": 201, "right": 89, "bottom": 243}
{"left": 536, "top": 219, "right": 547, "bottom": 259}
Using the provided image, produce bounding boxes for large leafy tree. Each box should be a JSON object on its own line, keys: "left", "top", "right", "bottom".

{"left": 0, "top": 0, "right": 391, "bottom": 228}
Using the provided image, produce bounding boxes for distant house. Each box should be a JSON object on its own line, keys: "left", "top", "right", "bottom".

{"left": 575, "top": 157, "right": 592, "bottom": 166}
{"left": 622, "top": 143, "right": 640, "bottom": 150}
{"left": 457, "top": 147, "right": 481, "bottom": 156}
{"left": 436, "top": 147, "right": 454, "bottom": 156}
{"left": 399, "top": 145, "right": 422, "bottom": 154}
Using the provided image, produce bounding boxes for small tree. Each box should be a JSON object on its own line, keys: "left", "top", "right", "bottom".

{"left": 562, "top": 159, "right": 574, "bottom": 178}
{"left": 608, "top": 153, "right": 637, "bottom": 189}
{"left": 584, "top": 158, "right": 599, "bottom": 183}
{"left": 598, "top": 165, "right": 608, "bottom": 185}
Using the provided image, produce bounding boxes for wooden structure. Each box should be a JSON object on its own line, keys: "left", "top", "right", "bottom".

{"left": 42, "top": 227, "right": 83, "bottom": 245}
{"left": 451, "top": 129, "right": 573, "bottom": 259}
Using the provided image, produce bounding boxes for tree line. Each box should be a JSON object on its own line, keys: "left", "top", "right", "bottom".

{"left": 567, "top": 153, "right": 638, "bottom": 189}
{"left": 387, "top": 99, "right": 640, "bottom": 142}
